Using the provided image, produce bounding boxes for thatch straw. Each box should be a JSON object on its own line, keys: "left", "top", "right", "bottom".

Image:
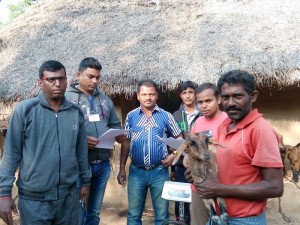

{"left": 0, "top": 0, "right": 300, "bottom": 102}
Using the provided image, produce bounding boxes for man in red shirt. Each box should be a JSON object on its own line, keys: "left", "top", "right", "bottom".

{"left": 194, "top": 70, "right": 283, "bottom": 224}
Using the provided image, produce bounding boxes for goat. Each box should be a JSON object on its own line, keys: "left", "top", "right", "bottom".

{"left": 278, "top": 132, "right": 300, "bottom": 183}
{"left": 277, "top": 133, "right": 288, "bottom": 176}
{"left": 282, "top": 143, "right": 300, "bottom": 183}
{"left": 172, "top": 132, "right": 228, "bottom": 225}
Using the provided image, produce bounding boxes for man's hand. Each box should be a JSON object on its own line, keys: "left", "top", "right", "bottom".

{"left": 194, "top": 178, "right": 219, "bottom": 199}
{"left": 115, "top": 134, "right": 127, "bottom": 144}
{"left": 117, "top": 168, "right": 127, "bottom": 186}
{"left": 161, "top": 154, "right": 175, "bottom": 167}
{"left": 184, "top": 167, "right": 194, "bottom": 183}
{"left": 87, "top": 136, "right": 99, "bottom": 149}
{"left": 170, "top": 171, "right": 176, "bottom": 181}
{"left": 80, "top": 186, "right": 90, "bottom": 210}
{"left": 0, "top": 197, "right": 18, "bottom": 225}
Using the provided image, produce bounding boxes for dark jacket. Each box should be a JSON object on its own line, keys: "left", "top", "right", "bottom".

{"left": 65, "top": 83, "right": 121, "bottom": 161}
{"left": 172, "top": 104, "right": 201, "bottom": 168}
{"left": 0, "top": 92, "right": 91, "bottom": 200}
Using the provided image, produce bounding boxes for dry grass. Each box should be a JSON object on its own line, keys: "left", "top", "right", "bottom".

{"left": 0, "top": 0, "right": 300, "bottom": 102}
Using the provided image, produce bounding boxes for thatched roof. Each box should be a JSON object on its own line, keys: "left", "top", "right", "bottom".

{"left": 0, "top": 0, "right": 300, "bottom": 102}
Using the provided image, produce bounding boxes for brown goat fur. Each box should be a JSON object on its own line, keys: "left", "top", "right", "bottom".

{"left": 282, "top": 143, "right": 300, "bottom": 182}
{"left": 277, "top": 133, "right": 300, "bottom": 182}
{"left": 173, "top": 132, "right": 228, "bottom": 224}
{"left": 277, "top": 133, "right": 287, "bottom": 175}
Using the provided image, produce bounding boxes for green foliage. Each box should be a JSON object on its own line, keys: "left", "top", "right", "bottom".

{"left": 0, "top": 0, "right": 40, "bottom": 27}
{"left": 8, "top": 0, "right": 34, "bottom": 20}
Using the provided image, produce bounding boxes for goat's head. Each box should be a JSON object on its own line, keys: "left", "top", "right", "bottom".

{"left": 172, "top": 132, "right": 224, "bottom": 165}
{"left": 187, "top": 132, "right": 211, "bottom": 161}
{"left": 278, "top": 133, "right": 286, "bottom": 159}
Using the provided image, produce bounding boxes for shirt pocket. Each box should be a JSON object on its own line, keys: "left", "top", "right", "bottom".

{"left": 130, "top": 126, "right": 144, "bottom": 141}
{"left": 149, "top": 126, "right": 165, "bottom": 140}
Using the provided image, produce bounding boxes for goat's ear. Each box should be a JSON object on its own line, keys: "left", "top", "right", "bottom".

{"left": 208, "top": 137, "right": 217, "bottom": 144}
{"left": 208, "top": 138, "right": 226, "bottom": 148}
{"left": 172, "top": 141, "right": 189, "bottom": 165}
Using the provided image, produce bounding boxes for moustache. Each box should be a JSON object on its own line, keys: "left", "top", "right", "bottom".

{"left": 225, "top": 106, "right": 242, "bottom": 112}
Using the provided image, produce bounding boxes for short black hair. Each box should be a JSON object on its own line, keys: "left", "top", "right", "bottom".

{"left": 179, "top": 81, "right": 197, "bottom": 93}
{"left": 217, "top": 70, "right": 256, "bottom": 95}
{"left": 78, "top": 57, "right": 102, "bottom": 72}
{"left": 137, "top": 79, "right": 158, "bottom": 93}
{"left": 195, "top": 83, "right": 219, "bottom": 97}
{"left": 39, "top": 60, "right": 66, "bottom": 79}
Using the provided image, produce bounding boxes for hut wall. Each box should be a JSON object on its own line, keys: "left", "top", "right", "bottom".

{"left": 111, "top": 94, "right": 138, "bottom": 126}
{"left": 0, "top": 102, "right": 14, "bottom": 155}
{"left": 254, "top": 86, "right": 300, "bottom": 146}
{"left": 0, "top": 102, "right": 13, "bottom": 125}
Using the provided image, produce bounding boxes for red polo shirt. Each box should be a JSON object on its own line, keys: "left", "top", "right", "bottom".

{"left": 216, "top": 109, "right": 283, "bottom": 217}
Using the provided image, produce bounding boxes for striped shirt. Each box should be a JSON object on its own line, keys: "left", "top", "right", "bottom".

{"left": 125, "top": 105, "right": 182, "bottom": 166}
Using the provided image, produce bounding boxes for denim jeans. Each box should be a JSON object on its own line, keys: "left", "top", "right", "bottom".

{"left": 175, "top": 165, "right": 190, "bottom": 224}
{"left": 127, "top": 164, "right": 169, "bottom": 225}
{"left": 82, "top": 160, "right": 111, "bottom": 225}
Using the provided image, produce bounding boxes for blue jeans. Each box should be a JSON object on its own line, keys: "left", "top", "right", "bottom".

{"left": 127, "top": 164, "right": 169, "bottom": 225}
{"left": 175, "top": 165, "right": 190, "bottom": 224}
{"left": 82, "top": 160, "right": 111, "bottom": 225}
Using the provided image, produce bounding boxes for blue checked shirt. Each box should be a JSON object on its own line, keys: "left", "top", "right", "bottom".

{"left": 124, "top": 105, "right": 182, "bottom": 166}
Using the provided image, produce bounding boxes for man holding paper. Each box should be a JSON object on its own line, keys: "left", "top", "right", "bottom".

{"left": 65, "top": 57, "right": 125, "bottom": 225}
{"left": 171, "top": 81, "right": 200, "bottom": 224}
{"left": 117, "top": 79, "right": 182, "bottom": 225}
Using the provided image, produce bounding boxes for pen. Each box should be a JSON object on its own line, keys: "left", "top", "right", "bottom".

{"left": 80, "top": 197, "right": 85, "bottom": 209}
{"left": 121, "top": 178, "right": 127, "bottom": 194}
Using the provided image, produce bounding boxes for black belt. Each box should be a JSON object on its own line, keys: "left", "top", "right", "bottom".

{"left": 132, "top": 163, "right": 162, "bottom": 171}
{"left": 89, "top": 160, "right": 103, "bottom": 164}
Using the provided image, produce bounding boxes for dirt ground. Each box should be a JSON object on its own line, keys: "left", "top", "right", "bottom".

{"left": 2, "top": 177, "right": 300, "bottom": 225}
{"left": 96, "top": 178, "right": 300, "bottom": 225}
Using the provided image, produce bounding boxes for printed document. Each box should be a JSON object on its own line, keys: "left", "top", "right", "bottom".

{"left": 158, "top": 136, "right": 184, "bottom": 150}
{"left": 95, "top": 129, "right": 128, "bottom": 149}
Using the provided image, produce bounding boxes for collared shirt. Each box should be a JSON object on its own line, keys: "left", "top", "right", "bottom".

{"left": 185, "top": 108, "right": 199, "bottom": 130}
{"left": 125, "top": 105, "right": 181, "bottom": 166}
{"left": 191, "top": 111, "right": 227, "bottom": 139}
{"left": 216, "top": 109, "right": 283, "bottom": 218}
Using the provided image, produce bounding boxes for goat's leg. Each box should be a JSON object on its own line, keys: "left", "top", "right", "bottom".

{"left": 207, "top": 199, "right": 230, "bottom": 225}
{"left": 292, "top": 168, "right": 299, "bottom": 183}
{"left": 203, "top": 199, "right": 214, "bottom": 212}
{"left": 218, "top": 199, "right": 229, "bottom": 225}
{"left": 278, "top": 197, "right": 292, "bottom": 222}
{"left": 209, "top": 204, "right": 222, "bottom": 225}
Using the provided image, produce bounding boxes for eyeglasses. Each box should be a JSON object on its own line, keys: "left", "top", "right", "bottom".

{"left": 42, "top": 76, "right": 67, "bottom": 83}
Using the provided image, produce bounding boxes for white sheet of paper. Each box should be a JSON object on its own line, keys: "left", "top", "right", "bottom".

{"left": 161, "top": 181, "right": 191, "bottom": 203}
{"left": 158, "top": 136, "right": 184, "bottom": 150}
{"left": 95, "top": 129, "right": 129, "bottom": 149}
